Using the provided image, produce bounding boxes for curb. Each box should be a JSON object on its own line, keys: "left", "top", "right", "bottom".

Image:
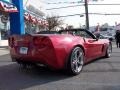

{"left": 0, "top": 46, "right": 9, "bottom": 49}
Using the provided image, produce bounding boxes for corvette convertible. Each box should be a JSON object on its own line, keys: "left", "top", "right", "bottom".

{"left": 9, "top": 29, "right": 112, "bottom": 75}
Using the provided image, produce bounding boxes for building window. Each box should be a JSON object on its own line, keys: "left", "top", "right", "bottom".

{"left": 0, "top": 13, "right": 10, "bottom": 40}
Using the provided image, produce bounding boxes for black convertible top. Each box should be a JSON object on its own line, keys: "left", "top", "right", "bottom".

{"left": 37, "top": 31, "right": 58, "bottom": 34}
{"left": 59, "top": 28, "right": 87, "bottom": 33}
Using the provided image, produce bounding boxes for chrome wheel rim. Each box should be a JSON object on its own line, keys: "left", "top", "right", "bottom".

{"left": 71, "top": 48, "right": 84, "bottom": 73}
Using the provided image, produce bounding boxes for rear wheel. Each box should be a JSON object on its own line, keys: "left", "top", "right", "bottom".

{"left": 67, "top": 47, "right": 84, "bottom": 75}
{"left": 105, "top": 43, "right": 112, "bottom": 58}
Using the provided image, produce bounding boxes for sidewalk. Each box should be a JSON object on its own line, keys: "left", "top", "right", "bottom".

{"left": 0, "top": 47, "right": 9, "bottom": 56}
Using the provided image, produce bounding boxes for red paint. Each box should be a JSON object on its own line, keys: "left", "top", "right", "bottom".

{"left": 9, "top": 31, "right": 110, "bottom": 69}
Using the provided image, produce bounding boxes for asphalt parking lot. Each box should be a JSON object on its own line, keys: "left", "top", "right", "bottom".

{"left": 0, "top": 44, "right": 120, "bottom": 90}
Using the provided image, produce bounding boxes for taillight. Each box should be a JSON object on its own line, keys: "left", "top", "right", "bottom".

{"left": 33, "top": 37, "right": 51, "bottom": 48}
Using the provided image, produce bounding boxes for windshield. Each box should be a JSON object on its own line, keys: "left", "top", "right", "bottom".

{"left": 59, "top": 29, "right": 96, "bottom": 39}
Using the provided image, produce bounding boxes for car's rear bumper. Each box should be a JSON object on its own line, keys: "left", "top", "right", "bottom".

{"left": 10, "top": 46, "right": 67, "bottom": 69}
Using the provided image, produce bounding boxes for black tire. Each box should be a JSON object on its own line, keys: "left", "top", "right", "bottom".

{"left": 104, "top": 43, "right": 112, "bottom": 58}
{"left": 67, "top": 47, "right": 84, "bottom": 75}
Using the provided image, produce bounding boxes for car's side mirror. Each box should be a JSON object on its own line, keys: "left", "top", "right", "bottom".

{"left": 88, "top": 38, "right": 98, "bottom": 43}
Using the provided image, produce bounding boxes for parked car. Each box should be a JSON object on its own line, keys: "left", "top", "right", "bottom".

{"left": 94, "top": 33, "right": 114, "bottom": 41}
{"left": 8, "top": 29, "right": 112, "bottom": 75}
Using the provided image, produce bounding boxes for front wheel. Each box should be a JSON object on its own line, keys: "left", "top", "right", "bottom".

{"left": 67, "top": 47, "right": 84, "bottom": 75}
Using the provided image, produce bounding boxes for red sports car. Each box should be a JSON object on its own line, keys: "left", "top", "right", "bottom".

{"left": 9, "top": 29, "right": 112, "bottom": 75}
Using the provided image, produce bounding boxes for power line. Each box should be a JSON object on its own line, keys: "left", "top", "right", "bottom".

{"left": 45, "top": 1, "right": 120, "bottom": 5}
{"left": 88, "top": 3, "right": 120, "bottom": 5}
{"left": 46, "top": 1, "right": 84, "bottom": 5}
{"left": 58, "top": 14, "right": 84, "bottom": 18}
{"left": 57, "top": 13, "right": 120, "bottom": 18}
{"left": 89, "top": 13, "right": 120, "bottom": 15}
{"left": 46, "top": 5, "right": 84, "bottom": 10}
{"left": 46, "top": 3, "right": 120, "bottom": 10}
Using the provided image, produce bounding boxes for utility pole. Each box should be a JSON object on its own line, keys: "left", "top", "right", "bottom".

{"left": 85, "top": 0, "right": 89, "bottom": 30}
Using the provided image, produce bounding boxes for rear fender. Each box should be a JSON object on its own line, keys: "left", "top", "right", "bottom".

{"left": 49, "top": 36, "right": 85, "bottom": 69}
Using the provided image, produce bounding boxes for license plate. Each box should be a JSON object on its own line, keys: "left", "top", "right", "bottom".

{"left": 20, "top": 47, "right": 28, "bottom": 54}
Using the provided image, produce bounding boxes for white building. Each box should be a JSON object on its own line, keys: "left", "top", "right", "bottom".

{"left": 0, "top": 0, "right": 14, "bottom": 46}
{"left": 0, "top": 0, "right": 46, "bottom": 47}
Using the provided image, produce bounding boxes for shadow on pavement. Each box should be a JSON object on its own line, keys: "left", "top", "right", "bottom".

{"left": 0, "top": 63, "right": 71, "bottom": 90}
{"left": 0, "top": 46, "right": 120, "bottom": 90}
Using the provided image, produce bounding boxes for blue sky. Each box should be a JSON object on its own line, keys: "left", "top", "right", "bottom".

{"left": 24, "top": 0, "right": 120, "bottom": 27}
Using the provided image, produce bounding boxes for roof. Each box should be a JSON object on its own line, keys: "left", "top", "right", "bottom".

{"left": 0, "top": 1, "right": 18, "bottom": 13}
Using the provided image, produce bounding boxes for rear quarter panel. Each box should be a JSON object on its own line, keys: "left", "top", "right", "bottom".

{"left": 49, "top": 35, "right": 85, "bottom": 68}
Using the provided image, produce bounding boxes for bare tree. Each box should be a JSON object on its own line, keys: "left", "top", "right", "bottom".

{"left": 46, "top": 15, "right": 63, "bottom": 31}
